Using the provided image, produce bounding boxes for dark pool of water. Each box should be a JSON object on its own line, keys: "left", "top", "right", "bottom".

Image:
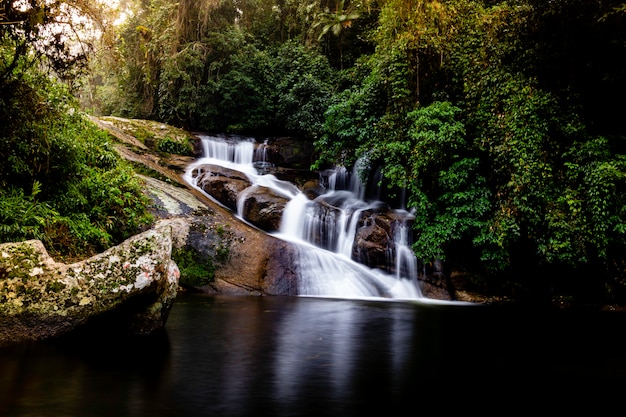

{"left": 1, "top": 294, "right": 625, "bottom": 416}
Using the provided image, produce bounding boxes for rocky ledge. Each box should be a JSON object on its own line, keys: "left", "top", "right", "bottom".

{"left": 0, "top": 221, "right": 180, "bottom": 346}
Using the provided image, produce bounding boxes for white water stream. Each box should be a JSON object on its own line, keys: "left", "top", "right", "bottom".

{"left": 184, "top": 134, "right": 423, "bottom": 300}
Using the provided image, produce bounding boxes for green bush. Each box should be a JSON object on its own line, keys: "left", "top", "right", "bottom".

{"left": 171, "top": 247, "right": 216, "bottom": 287}
{"left": 157, "top": 137, "right": 195, "bottom": 155}
{"left": 0, "top": 182, "right": 58, "bottom": 243}
{"left": 0, "top": 69, "right": 153, "bottom": 259}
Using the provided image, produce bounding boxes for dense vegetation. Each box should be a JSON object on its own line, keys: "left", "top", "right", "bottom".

{"left": 2, "top": 0, "right": 626, "bottom": 303}
{"left": 0, "top": 1, "right": 153, "bottom": 260}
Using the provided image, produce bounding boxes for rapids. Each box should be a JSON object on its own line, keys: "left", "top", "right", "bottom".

{"left": 184, "top": 134, "right": 423, "bottom": 300}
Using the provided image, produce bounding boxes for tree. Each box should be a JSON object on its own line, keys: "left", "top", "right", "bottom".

{"left": 0, "top": 0, "right": 152, "bottom": 258}
{"left": 0, "top": 0, "right": 104, "bottom": 84}
{"left": 313, "top": 0, "right": 360, "bottom": 68}
{"left": 373, "top": 0, "right": 465, "bottom": 106}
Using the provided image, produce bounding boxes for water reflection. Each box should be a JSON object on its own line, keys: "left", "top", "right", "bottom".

{"left": 0, "top": 330, "right": 171, "bottom": 417}
{"left": 1, "top": 294, "right": 626, "bottom": 416}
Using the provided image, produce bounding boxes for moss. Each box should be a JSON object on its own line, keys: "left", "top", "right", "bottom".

{"left": 0, "top": 242, "right": 44, "bottom": 283}
{"left": 131, "top": 236, "right": 158, "bottom": 256}
{"left": 172, "top": 247, "right": 215, "bottom": 287}
{"left": 216, "top": 224, "right": 227, "bottom": 237}
{"left": 129, "top": 160, "right": 180, "bottom": 186}
{"left": 215, "top": 245, "right": 229, "bottom": 263}
{"left": 157, "top": 137, "right": 194, "bottom": 156}
{"left": 101, "top": 117, "right": 195, "bottom": 156}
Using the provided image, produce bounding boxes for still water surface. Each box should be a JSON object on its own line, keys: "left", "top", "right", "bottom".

{"left": 1, "top": 294, "right": 625, "bottom": 416}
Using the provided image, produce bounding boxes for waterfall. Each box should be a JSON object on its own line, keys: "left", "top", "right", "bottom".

{"left": 253, "top": 139, "right": 273, "bottom": 174}
{"left": 201, "top": 134, "right": 255, "bottom": 169}
{"left": 184, "top": 134, "right": 423, "bottom": 300}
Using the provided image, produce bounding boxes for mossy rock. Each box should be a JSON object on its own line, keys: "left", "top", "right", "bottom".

{"left": 0, "top": 221, "right": 181, "bottom": 346}
{"left": 99, "top": 117, "right": 196, "bottom": 156}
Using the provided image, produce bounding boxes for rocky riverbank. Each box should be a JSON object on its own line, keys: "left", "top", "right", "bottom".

{"left": 0, "top": 222, "right": 180, "bottom": 346}
{"left": 4, "top": 115, "right": 621, "bottom": 346}
{"left": 100, "top": 116, "right": 626, "bottom": 311}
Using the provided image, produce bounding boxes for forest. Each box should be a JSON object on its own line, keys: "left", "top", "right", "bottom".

{"left": 1, "top": 0, "right": 626, "bottom": 304}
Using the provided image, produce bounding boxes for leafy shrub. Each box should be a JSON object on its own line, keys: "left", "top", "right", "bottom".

{"left": 171, "top": 247, "right": 216, "bottom": 287}
{"left": 0, "top": 68, "right": 153, "bottom": 259}
{"left": 0, "top": 182, "right": 58, "bottom": 243}
{"left": 157, "top": 137, "right": 195, "bottom": 155}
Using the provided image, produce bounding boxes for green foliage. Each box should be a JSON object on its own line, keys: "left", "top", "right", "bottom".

{"left": 0, "top": 0, "right": 101, "bottom": 84}
{"left": 89, "top": 0, "right": 340, "bottom": 136}
{"left": 157, "top": 137, "right": 195, "bottom": 156}
{"left": 0, "top": 183, "right": 58, "bottom": 243}
{"left": 271, "top": 40, "right": 338, "bottom": 139}
{"left": 53, "top": 162, "right": 153, "bottom": 251}
{"left": 81, "top": 0, "right": 626, "bottom": 302}
{"left": 0, "top": 60, "right": 153, "bottom": 259}
{"left": 156, "top": 32, "right": 339, "bottom": 136}
{"left": 542, "top": 137, "right": 626, "bottom": 266}
{"left": 315, "top": 57, "right": 387, "bottom": 168}
{"left": 171, "top": 247, "right": 216, "bottom": 287}
{"left": 382, "top": 102, "right": 492, "bottom": 265}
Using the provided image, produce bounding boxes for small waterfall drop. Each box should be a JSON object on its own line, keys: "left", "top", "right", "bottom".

{"left": 201, "top": 134, "right": 255, "bottom": 169}
{"left": 184, "top": 134, "right": 423, "bottom": 300}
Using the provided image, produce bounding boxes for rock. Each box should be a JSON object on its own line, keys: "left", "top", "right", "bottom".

{"left": 263, "top": 137, "right": 315, "bottom": 169}
{"left": 302, "top": 179, "right": 325, "bottom": 199}
{"left": 132, "top": 171, "right": 300, "bottom": 297}
{"left": 165, "top": 216, "right": 299, "bottom": 296}
{"left": 141, "top": 174, "right": 209, "bottom": 218}
{"left": 91, "top": 116, "right": 199, "bottom": 157}
{"left": 239, "top": 185, "right": 290, "bottom": 232}
{"left": 0, "top": 221, "right": 180, "bottom": 346}
{"left": 250, "top": 138, "right": 319, "bottom": 184}
{"left": 353, "top": 214, "right": 392, "bottom": 271}
{"left": 199, "top": 233, "right": 300, "bottom": 296}
{"left": 193, "top": 164, "right": 252, "bottom": 211}
{"left": 260, "top": 238, "right": 300, "bottom": 295}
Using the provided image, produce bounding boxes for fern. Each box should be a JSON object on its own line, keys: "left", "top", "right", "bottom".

{"left": 0, "top": 184, "right": 58, "bottom": 243}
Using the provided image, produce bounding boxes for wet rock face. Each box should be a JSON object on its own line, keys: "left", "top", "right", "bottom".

{"left": 353, "top": 215, "right": 392, "bottom": 271}
{"left": 0, "top": 222, "right": 180, "bottom": 346}
{"left": 350, "top": 211, "right": 391, "bottom": 272}
{"left": 194, "top": 164, "right": 251, "bottom": 210}
{"left": 191, "top": 165, "right": 291, "bottom": 234}
{"left": 240, "top": 185, "right": 290, "bottom": 233}
{"left": 263, "top": 137, "right": 315, "bottom": 169}
{"left": 352, "top": 210, "right": 411, "bottom": 274}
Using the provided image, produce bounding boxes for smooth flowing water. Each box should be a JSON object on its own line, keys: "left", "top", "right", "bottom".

{"left": 183, "top": 134, "right": 422, "bottom": 300}
{"left": 1, "top": 294, "right": 624, "bottom": 416}
{"left": 2, "top": 137, "right": 624, "bottom": 417}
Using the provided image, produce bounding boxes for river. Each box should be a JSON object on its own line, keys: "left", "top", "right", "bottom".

{"left": 2, "top": 134, "right": 624, "bottom": 415}
{"left": 184, "top": 134, "right": 424, "bottom": 299}
{"left": 1, "top": 293, "right": 625, "bottom": 416}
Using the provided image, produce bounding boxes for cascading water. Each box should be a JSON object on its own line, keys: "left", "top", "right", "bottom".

{"left": 184, "top": 134, "right": 423, "bottom": 300}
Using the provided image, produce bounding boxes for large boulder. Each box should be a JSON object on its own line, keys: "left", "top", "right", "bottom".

{"left": 261, "top": 137, "right": 315, "bottom": 169}
{"left": 239, "top": 185, "right": 290, "bottom": 233}
{"left": 251, "top": 137, "right": 319, "bottom": 184}
{"left": 139, "top": 174, "right": 300, "bottom": 296}
{"left": 193, "top": 164, "right": 252, "bottom": 211}
{"left": 0, "top": 222, "right": 180, "bottom": 346}
{"left": 353, "top": 213, "right": 393, "bottom": 271}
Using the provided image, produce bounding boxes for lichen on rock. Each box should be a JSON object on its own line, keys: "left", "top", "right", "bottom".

{"left": 0, "top": 220, "right": 181, "bottom": 346}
